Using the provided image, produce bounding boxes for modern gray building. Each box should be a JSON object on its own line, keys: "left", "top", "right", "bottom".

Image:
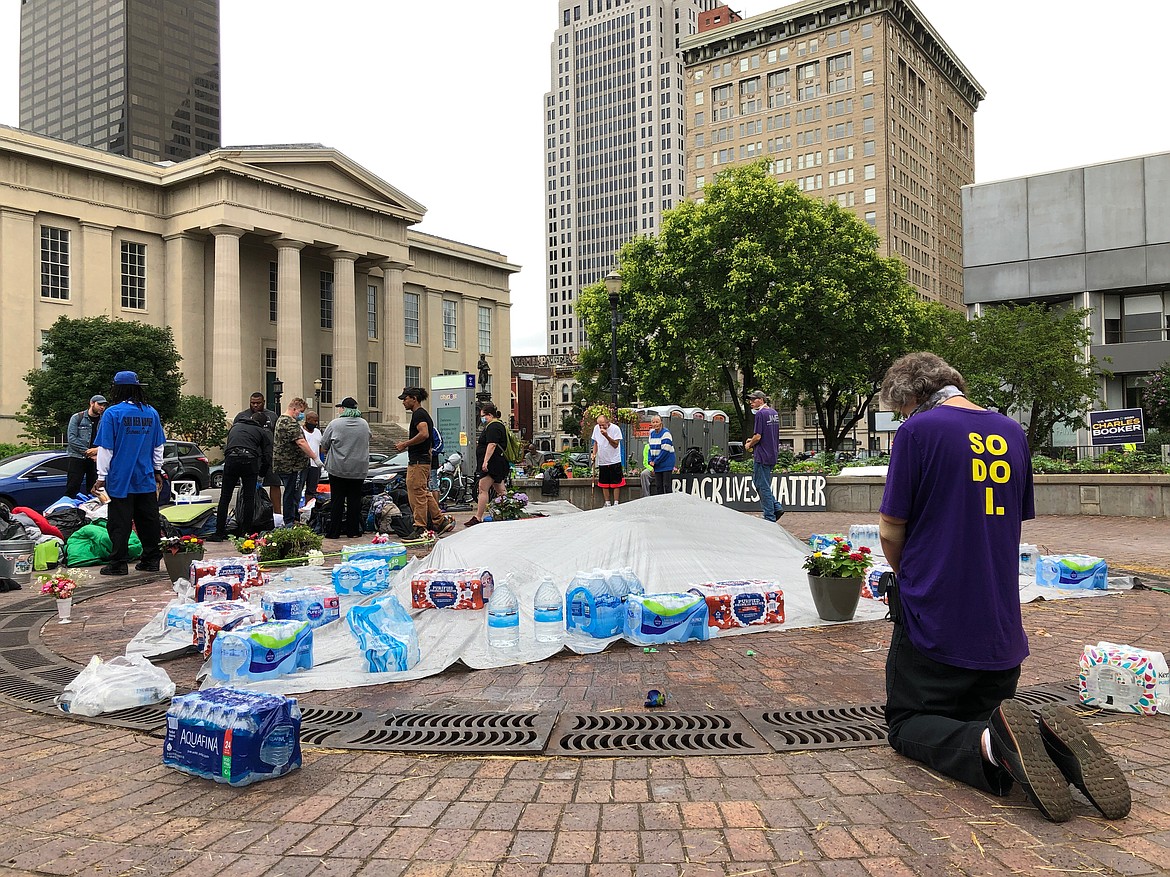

{"left": 19, "top": 0, "right": 220, "bottom": 162}
{"left": 545, "top": 0, "right": 717, "bottom": 356}
{"left": 963, "top": 151, "right": 1170, "bottom": 426}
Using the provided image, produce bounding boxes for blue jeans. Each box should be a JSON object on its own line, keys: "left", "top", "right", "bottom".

{"left": 280, "top": 471, "right": 302, "bottom": 526}
{"left": 753, "top": 461, "right": 783, "bottom": 521}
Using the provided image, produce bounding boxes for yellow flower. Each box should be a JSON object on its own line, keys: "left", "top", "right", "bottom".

{"left": 813, "top": 551, "right": 823, "bottom": 558}
{"left": 242, "top": 539, "right": 254, "bottom": 550}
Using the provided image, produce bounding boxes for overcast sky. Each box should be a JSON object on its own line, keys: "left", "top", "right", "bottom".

{"left": 2, "top": 1, "right": 1168, "bottom": 355}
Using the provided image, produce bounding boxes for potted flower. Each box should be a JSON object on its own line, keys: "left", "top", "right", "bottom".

{"left": 484, "top": 489, "right": 530, "bottom": 522}
{"left": 40, "top": 573, "right": 79, "bottom": 623}
{"left": 802, "top": 537, "right": 874, "bottom": 622}
{"left": 159, "top": 534, "right": 205, "bottom": 583}
{"left": 233, "top": 526, "right": 323, "bottom": 567}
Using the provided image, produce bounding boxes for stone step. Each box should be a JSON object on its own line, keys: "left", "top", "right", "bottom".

{"left": 369, "top": 421, "right": 407, "bottom": 453}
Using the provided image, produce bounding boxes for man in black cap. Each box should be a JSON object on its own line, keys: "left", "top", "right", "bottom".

{"left": 65, "top": 394, "right": 107, "bottom": 498}
{"left": 395, "top": 387, "right": 455, "bottom": 538}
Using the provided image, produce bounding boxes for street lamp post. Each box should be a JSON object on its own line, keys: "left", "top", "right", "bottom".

{"left": 604, "top": 269, "right": 622, "bottom": 413}
{"left": 313, "top": 378, "right": 323, "bottom": 414}
{"left": 272, "top": 377, "right": 284, "bottom": 413}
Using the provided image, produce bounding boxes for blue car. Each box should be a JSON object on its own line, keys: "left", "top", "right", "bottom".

{"left": 0, "top": 450, "right": 172, "bottom": 513}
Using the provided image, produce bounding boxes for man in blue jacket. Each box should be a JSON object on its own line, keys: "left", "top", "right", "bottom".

{"left": 647, "top": 415, "right": 676, "bottom": 496}
{"left": 93, "top": 371, "right": 166, "bottom": 576}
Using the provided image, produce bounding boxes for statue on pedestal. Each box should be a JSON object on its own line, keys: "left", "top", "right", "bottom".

{"left": 477, "top": 353, "right": 491, "bottom": 390}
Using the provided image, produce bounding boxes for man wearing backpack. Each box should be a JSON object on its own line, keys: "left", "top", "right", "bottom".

{"left": 395, "top": 387, "right": 456, "bottom": 538}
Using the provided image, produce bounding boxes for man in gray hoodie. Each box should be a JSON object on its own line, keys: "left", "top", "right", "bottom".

{"left": 319, "top": 397, "right": 371, "bottom": 539}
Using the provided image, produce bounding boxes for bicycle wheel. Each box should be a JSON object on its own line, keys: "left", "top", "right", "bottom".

{"left": 438, "top": 474, "right": 456, "bottom": 503}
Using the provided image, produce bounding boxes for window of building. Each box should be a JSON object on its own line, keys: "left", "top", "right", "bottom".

{"left": 861, "top": 70, "right": 874, "bottom": 86}
{"left": 778, "top": 410, "right": 796, "bottom": 429}
{"left": 367, "top": 285, "right": 378, "bottom": 339}
{"left": 863, "top": 140, "right": 876, "bottom": 156}
{"left": 119, "top": 241, "right": 146, "bottom": 309}
{"left": 539, "top": 391, "right": 551, "bottom": 409}
{"left": 405, "top": 365, "right": 421, "bottom": 389}
{"left": 864, "top": 211, "right": 877, "bottom": 226}
{"left": 1104, "top": 292, "right": 1170, "bottom": 343}
{"left": 319, "top": 271, "right": 333, "bottom": 329}
{"left": 268, "top": 262, "right": 278, "bottom": 322}
{"left": 367, "top": 361, "right": 378, "bottom": 410}
{"left": 478, "top": 305, "right": 492, "bottom": 354}
{"left": 864, "top": 163, "right": 876, "bottom": 180}
{"left": 40, "top": 226, "right": 70, "bottom": 300}
{"left": 404, "top": 291, "right": 420, "bottom": 344}
{"left": 442, "top": 300, "right": 457, "bottom": 350}
{"left": 319, "top": 354, "right": 333, "bottom": 404}
{"left": 864, "top": 187, "right": 877, "bottom": 203}
{"left": 861, "top": 23, "right": 873, "bottom": 38}
{"left": 711, "top": 83, "right": 732, "bottom": 103}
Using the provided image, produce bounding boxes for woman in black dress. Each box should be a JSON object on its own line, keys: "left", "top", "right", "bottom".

{"left": 465, "top": 401, "right": 509, "bottom": 527}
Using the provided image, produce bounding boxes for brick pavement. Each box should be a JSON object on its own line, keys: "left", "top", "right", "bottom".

{"left": 2, "top": 512, "right": 1170, "bottom": 876}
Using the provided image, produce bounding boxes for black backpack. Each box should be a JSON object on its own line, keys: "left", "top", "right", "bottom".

{"left": 708, "top": 454, "right": 730, "bottom": 474}
{"left": 679, "top": 448, "right": 706, "bottom": 475}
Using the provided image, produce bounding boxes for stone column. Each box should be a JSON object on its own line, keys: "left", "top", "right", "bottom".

{"left": 329, "top": 250, "right": 359, "bottom": 403}
{"left": 273, "top": 239, "right": 306, "bottom": 399}
{"left": 163, "top": 232, "right": 207, "bottom": 396}
{"left": 78, "top": 221, "right": 115, "bottom": 315}
{"left": 211, "top": 226, "right": 246, "bottom": 411}
{"left": 381, "top": 260, "right": 409, "bottom": 424}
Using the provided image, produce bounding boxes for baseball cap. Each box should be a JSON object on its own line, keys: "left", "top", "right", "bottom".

{"left": 113, "top": 370, "right": 141, "bottom": 386}
{"left": 397, "top": 387, "right": 422, "bottom": 400}
{"left": 748, "top": 390, "right": 767, "bottom": 401}
{"left": 336, "top": 396, "right": 359, "bottom": 409}
{"left": 90, "top": 394, "right": 107, "bottom": 404}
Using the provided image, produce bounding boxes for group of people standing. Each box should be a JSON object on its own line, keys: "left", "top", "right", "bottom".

{"left": 214, "top": 391, "right": 371, "bottom": 541}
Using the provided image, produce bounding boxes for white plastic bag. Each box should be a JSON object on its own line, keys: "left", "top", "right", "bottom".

{"left": 56, "top": 654, "right": 176, "bottom": 716}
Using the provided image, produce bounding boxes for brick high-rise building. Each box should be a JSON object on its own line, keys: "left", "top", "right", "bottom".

{"left": 19, "top": 0, "right": 221, "bottom": 162}
{"left": 544, "top": 0, "right": 718, "bottom": 356}
{"left": 681, "top": 0, "right": 984, "bottom": 308}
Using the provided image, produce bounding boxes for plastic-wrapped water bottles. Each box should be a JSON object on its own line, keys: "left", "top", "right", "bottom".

{"left": 486, "top": 575, "right": 520, "bottom": 649}
{"left": 533, "top": 576, "right": 564, "bottom": 643}
{"left": 620, "top": 567, "right": 644, "bottom": 597}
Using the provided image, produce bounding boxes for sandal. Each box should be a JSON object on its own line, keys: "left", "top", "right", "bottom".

{"left": 464, "top": 517, "right": 482, "bottom": 528}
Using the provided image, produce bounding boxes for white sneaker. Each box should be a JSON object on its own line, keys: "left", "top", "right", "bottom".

{"left": 604, "top": 501, "right": 612, "bottom": 507}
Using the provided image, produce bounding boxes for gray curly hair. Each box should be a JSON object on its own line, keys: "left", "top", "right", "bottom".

{"left": 880, "top": 352, "right": 967, "bottom": 410}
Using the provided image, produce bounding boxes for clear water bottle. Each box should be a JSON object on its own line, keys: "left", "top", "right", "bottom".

{"left": 533, "top": 576, "right": 564, "bottom": 643}
{"left": 486, "top": 575, "right": 520, "bottom": 649}
{"left": 620, "top": 567, "right": 643, "bottom": 597}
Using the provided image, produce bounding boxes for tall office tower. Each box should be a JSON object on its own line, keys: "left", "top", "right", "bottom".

{"left": 681, "top": 0, "right": 984, "bottom": 307}
{"left": 19, "top": 0, "right": 221, "bottom": 162}
{"left": 545, "top": 0, "right": 717, "bottom": 355}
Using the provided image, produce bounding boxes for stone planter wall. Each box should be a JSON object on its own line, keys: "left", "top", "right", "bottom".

{"left": 521, "top": 474, "right": 1170, "bottom": 517}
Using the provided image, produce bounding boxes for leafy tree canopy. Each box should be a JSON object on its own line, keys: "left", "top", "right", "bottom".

{"left": 22, "top": 316, "right": 184, "bottom": 441}
{"left": 1146, "top": 362, "right": 1170, "bottom": 431}
{"left": 171, "top": 395, "right": 229, "bottom": 449}
{"left": 578, "top": 162, "right": 936, "bottom": 448}
{"left": 941, "top": 303, "right": 1102, "bottom": 448}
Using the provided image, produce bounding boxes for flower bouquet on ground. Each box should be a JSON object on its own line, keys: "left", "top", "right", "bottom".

{"left": 485, "top": 489, "right": 530, "bottom": 522}
{"left": 39, "top": 573, "right": 78, "bottom": 600}
{"left": 233, "top": 526, "right": 324, "bottom": 566}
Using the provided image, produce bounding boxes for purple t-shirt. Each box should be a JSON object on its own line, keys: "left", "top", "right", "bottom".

{"left": 752, "top": 405, "right": 780, "bottom": 467}
{"left": 879, "top": 405, "right": 1034, "bottom": 671}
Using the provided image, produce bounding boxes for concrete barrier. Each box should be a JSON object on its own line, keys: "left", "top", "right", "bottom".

{"left": 521, "top": 474, "right": 1170, "bottom": 517}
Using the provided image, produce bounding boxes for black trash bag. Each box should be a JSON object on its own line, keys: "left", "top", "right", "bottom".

{"left": 308, "top": 498, "right": 330, "bottom": 535}
{"left": 234, "top": 485, "right": 274, "bottom": 532}
{"left": 679, "top": 448, "right": 706, "bottom": 475}
{"left": 541, "top": 471, "right": 561, "bottom": 497}
{"left": 46, "top": 507, "right": 87, "bottom": 542}
{"left": 707, "top": 454, "right": 730, "bottom": 474}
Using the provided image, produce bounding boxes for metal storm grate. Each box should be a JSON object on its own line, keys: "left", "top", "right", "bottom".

{"left": 67, "top": 702, "right": 170, "bottom": 734}
{"left": 743, "top": 705, "right": 889, "bottom": 751}
{"left": 33, "top": 666, "right": 81, "bottom": 686}
{"left": 0, "top": 676, "right": 59, "bottom": 707}
{"left": 546, "top": 711, "right": 771, "bottom": 756}
{"left": 339, "top": 710, "right": 557, "bottom": 754}
{"left": 3, "top": 647, "right": 54, "bottom": 670}
{"left": 300, "top": 706, "right": 366, "bottom": 728}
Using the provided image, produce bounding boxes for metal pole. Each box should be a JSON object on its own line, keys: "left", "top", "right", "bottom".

{"left": 609, "top": 296, "right": 619, "bottom": 412}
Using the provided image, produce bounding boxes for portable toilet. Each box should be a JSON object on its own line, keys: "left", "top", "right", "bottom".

{"left": 705, "top": 410, "right": 730, "bottom": 456}
{"left": 679, "top": 408, "right": 709, "bottom": 458}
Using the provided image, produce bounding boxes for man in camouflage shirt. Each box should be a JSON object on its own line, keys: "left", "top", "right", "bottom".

{"left": 272, "top": 397, "right": 317, "bottom": 527}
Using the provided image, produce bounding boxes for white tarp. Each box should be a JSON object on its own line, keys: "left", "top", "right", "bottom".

{"left": 125, "top": 492, "right": 1132, "bottom": 696}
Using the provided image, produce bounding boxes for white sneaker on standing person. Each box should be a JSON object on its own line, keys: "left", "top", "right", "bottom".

{"left": 591, "top": 412, "right": 625, "bottom": 506}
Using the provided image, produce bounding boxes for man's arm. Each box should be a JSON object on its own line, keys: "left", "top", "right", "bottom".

{"left": 66, "top": 412, "right": 86, "bottom": 456}
{"left": 879, "top": 513, "right": 907, "bottom": 574}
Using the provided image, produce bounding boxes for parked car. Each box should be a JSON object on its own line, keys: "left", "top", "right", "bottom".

{"left": 322, "top": 450, "right": 409, "bottom": 483}
{"left": 161, "top": 441, "right": 210, "bottom": 491}
{"left": 0, "top": 450, "right": 173, "bottom": 512}
{"left": 208, "top": 462, "right": 225, "bottom": 489}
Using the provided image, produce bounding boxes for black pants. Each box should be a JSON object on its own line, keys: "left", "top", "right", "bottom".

{"left": 651, "top": 471, "right": 672, "bottom": 496}
{"left": 215, "top": 457, "right": 260, "bottom": 537}
{"left": 65, "top": 456, "right": 98, "bottom": 498}
{"left": 300, "top": 466, "right": 321, "bottom": 502}
{"left": 885, "top": 619, "right": 1018, "bottom": 795}
{"left": 327, "top": 476, "right": 364, "bottom": 539}
{"left": 107, "top": 491, "right": 161, "bottom": 566}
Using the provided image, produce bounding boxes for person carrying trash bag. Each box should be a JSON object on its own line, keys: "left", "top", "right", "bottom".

{"left": 210, "top": 411, "right": 273, "bottom": 541}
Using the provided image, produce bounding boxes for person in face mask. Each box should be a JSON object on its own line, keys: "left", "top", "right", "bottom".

{"left": 271, "top": 398, "right": 318, "bottom": 527}
{"left": 299, "top": 410, "right": 323, "bottom": 506}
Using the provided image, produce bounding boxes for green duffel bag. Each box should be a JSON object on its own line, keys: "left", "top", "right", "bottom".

{"left": 64, "top": 520, "right": 143, "bottom": 567}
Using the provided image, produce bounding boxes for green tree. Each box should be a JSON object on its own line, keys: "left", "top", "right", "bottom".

{"left": 21, "top": 316, "right": 184, "bottom": 441}
{"left": 170, "top": 395, "right": 229, "bottom": 448}
{"left": 942, "top": 303, "right": 1102, "bottom": 448}
{"left": 579, "top": 162, "right": 934, "bottom": 448}
{"left": 1146, "top": 362, "right": 1170, "bottom": 431}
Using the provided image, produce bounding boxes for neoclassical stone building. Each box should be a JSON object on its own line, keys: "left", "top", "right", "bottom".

{"left": 0, "top": 126, "right": 516, "bottom": 442}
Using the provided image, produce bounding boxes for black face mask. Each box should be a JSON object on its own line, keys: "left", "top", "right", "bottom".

{"left": 304, "top": 422, "right": 317, "bottom": 432}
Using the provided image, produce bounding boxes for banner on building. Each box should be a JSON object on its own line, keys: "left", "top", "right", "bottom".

{"left": 1088, "top": 408, "right": 1145, "bottom": 446}
{"left": 670, "top": 473, "right": 827, "bottom": 511}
